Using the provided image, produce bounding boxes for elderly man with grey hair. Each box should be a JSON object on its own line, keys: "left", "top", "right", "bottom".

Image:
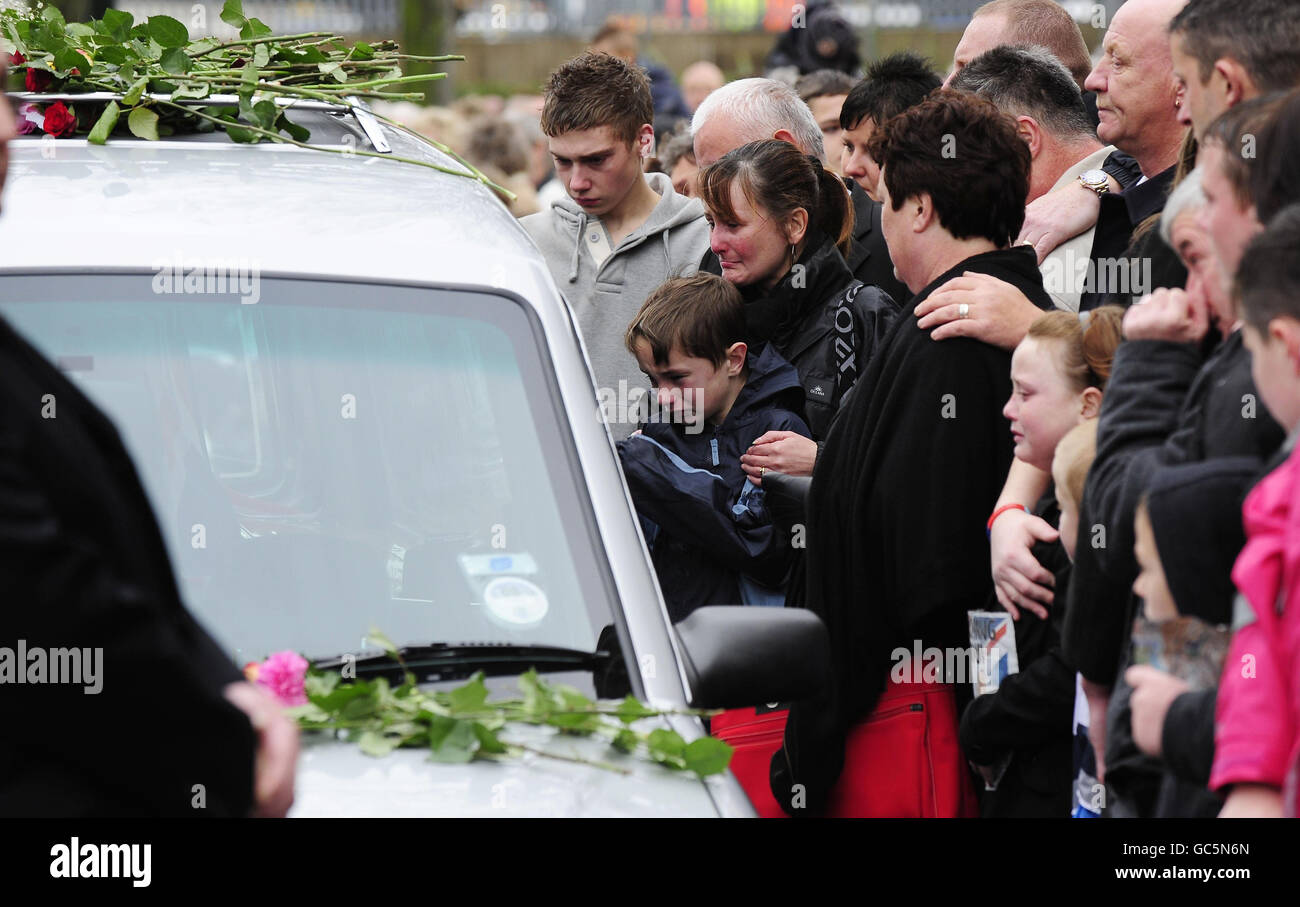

{"left": 951, "top": 45, "right": 1118, "bottom": 312}
{"left": 691, "top": 77, "right": 910, "bottom": 305}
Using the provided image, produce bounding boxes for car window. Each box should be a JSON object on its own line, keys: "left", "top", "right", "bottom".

{"left": 0, "top": 274, "right": 617, "bottom": 665}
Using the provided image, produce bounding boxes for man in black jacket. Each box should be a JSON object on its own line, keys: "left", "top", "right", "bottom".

{"left": 771, "top": 91, "right": 1053, "bottom": 816}
{"left": 0, "top": 59, "right": 297, "bottom": 817}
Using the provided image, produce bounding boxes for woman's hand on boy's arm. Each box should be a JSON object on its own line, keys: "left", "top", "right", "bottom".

{"left": 741, "top": 431, "right": 818, "bottom": 485}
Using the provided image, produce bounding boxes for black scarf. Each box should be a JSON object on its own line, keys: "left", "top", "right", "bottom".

{"left": 740, "top": 228, "right": 853, "bottom": 353}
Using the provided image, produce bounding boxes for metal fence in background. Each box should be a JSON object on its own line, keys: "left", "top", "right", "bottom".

{"left": 112, "top": 0, "right": 1125, "bottom": 38}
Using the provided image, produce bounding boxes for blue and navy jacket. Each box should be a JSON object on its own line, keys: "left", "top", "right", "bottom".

{"left": 616, "top": 344, "right": 811, "bottom": 622}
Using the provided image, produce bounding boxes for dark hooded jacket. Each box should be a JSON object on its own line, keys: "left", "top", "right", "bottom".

{"left": 705, "top": 229, "right": 897, "bottom": 441}
{"left": 960, "top": 488, "right": 1075, "bottom": 818}
{"left": 617, "top": 344, "right": 810, "bottom": 622}
{"left": 771, "top": 245, "right": 1053, "bottom": 814}
{"left": 764, "top": 0, "right": 861, "bottom": 76}
{"left": 1105, "top": 458, "right": 1261, "bottom": 818}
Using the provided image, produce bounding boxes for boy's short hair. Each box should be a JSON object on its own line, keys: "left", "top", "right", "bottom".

{"left": 625, "top": 274, "right": 745, "bottom": 366}
{"left": 540, "top": 52, "right": 653, "bottom": 146}
{"left": 1236, "top": 202, "right": 1300, "bottom": 333}
{"left": 839, "top": 52, "right": 941, "bottom": 131}
{"left": 1203, "top": 93, "right": 1286, "bottom": 208}
{"left": 1052, "top": 418, "right": 1098, "bottom": 510}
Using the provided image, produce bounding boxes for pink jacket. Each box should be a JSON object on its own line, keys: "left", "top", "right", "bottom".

{"left": 1211, "top": 445, "right": 1300, "bottom": 814}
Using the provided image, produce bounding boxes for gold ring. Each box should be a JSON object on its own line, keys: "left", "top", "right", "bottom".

{"left": 759, "top": 466, "right": 767, "bottom": 478}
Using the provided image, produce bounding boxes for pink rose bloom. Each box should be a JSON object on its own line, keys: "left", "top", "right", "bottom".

{"left": 255, "top": 651, "right": 309, "bottom": 706}
{"left": 16, "top": 103, "right": 40, "bottom": 135}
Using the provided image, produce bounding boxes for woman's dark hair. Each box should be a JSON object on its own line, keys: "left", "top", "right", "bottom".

{"left": 867, "top": 89, "right": 1030, "bottom": 246}
{"left": 697, "top": 139, "right": 854, "bottom": 257}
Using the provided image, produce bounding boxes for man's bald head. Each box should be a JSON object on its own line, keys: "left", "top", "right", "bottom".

{"left": 681, "top": 61, "right": 725, "bottom": 114}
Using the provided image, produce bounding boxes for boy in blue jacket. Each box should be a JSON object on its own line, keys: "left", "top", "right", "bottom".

{"left": 616, "top": 273, "right": 811, "bottom": 622}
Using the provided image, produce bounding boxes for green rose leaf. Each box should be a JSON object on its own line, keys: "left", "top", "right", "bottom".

{"left": 87, "top": 100, "right": 120, "bottom": 145}
{"left": 52, "top": 46, "right": 86, "bottom": 76}
{"left": 121, "top": 76, "right": 148, "bottom": 106}
{"left": 682, "top": 737, "right": 733, "bottom": 777}
{"left": 101, "top": 9, "right": 134, "bottom": 43}
{"left": 159, "top": 46, "right": 190, "bottom": 75}
{"left": 126, "top": 106, "right": 159, "bottom": 141}
{"left": 646, "top": 728, "right": 687, "bottom": 769}
{"left": 129, "top": 22, "right": 151, "bottom": 42}
{"left": 616, "top": 695, "right": 657, "bottom": 725}
{"left": 239, "top": 17, "right": 272, "bottom": 39}
{"left": 448, "top": 672, "right": 489, "bottom": 713}
{"left": 221, "top": 118, "right": 260, "bottom": 143}
{"left": 317, "top": 61, "right": 345, "bottom": 83}
{"left": 96, "top": 44, "right": 129, "bottom": 65}
{"left": 304, "top": 670, "right": 340, "bottom": 699}
{"left": 472, "top": 722, "right": 508, "bottom": 754}
{"left": 252, "top": 42, "right": 269, "bottom": 68}
{"left": 338, "top": 691, "right": 378, "bottom": 720}
{"left": 171, "top": 81, "right": 210, "bottom": 101}
{"left": 428, "top": 716, "right": 478, "bottom": 763}
{"left": 612, "top": 729, "right": 638, "bottom": 753}
{"left": 146, "top": 15, "right": 188, "bottom": 48}
{"left": 40, "top": 5, "right": 65, "bottom": 27}
{"left": 348, "top": 41, "right": 374, "bottom": 61}
{"left": 358, "top": 730, "right": 400, "bottom": 757}
{"left": 219, "top": 0, "right": 246, "bottom": 29}
{"left": 251, "top": 98, "right": 278, "bottom": 132}
{"left": 66, "top": 23, "right": 95, "bottom": 39}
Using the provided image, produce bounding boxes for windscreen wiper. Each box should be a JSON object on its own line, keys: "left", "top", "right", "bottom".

{"left": 312, "top": 642, "right": 612, "bottom": 684}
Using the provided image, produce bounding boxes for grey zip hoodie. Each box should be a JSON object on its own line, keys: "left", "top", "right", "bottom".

{"left": 521, "top": 171, "right": 711, "bottom": 440}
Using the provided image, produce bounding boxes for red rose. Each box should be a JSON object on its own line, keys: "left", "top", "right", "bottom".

{"left": 25, "top": 67, "right": 51, "bottom": 92}
{"left": 42, "top": 101, "right": 77, "bottom": 138}
{"left": 9, "top": 51, "right": 24, "bottom": 66}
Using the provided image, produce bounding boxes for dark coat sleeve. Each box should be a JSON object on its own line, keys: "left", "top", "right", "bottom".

{"left": 1161, "top": 688, "right": 1218, "bottom": 787}
{"left": 617, "top": 413, "right": 810, "bottom": 587}
{"left": 0, "top": 420, "right": 256, "bottom": 816}
{"left": 959, "top": 647, "right": 1075, "bottom": 763}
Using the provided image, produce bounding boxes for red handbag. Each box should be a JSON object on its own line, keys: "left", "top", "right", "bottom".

{"left": 713, "top": 680, "right": 978, "bottom": 818}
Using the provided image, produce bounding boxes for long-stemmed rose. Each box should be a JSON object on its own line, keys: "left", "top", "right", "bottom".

{"left": 0, "top": 2, "right": 509, "bottom": 195}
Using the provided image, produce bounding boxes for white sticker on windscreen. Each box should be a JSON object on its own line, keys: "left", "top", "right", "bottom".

{"left": 482, "top": 576, "right": 549, "bottom": 629}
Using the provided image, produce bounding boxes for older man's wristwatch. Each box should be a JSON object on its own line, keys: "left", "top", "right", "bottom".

{"left": 1077, "top": 169, "right": 1111, "bottom": 198}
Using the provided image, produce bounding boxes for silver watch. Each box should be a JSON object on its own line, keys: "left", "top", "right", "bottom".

{"left": 1077, "top": 169, "right": 1110, "bottom": 198}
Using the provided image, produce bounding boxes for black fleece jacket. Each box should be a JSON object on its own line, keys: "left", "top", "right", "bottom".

{"left": 770, "top": 245, "right": 1052, "bottom": 815}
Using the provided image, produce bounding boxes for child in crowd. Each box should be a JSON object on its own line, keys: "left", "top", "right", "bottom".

{"left": 1211, "top": 205, "right": 1300, "bottom": 818}
{"left": 960, "top": 306, "right": 1122, "bottom": 817}
{"left": 1125, "top": 460, "right": 1259, "bottom": 817}
{"left": 615, "top": 273, "right": 810, "bottom": 623}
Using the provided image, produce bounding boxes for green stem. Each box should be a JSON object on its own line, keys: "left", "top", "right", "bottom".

{"left": 148, "top": 97, "right": 510, "bottom": 192}
{"left": 506, "top": 743, "right": 632, "bottom": 775}
{"left": 190, "top": 32, "right": 341, "bottom": 59}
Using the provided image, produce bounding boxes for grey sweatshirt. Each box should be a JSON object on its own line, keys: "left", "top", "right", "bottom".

{"left": 521, "top": 171, "right": 711, "bottom": 440}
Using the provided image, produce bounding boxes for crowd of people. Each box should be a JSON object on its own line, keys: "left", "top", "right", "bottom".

{"left": 519, "top": 0, "right": 1300, "bottom": 818}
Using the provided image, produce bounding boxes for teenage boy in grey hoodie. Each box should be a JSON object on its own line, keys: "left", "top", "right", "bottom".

{"left": 522, "top": 52, "right": 711, "bottom": 440}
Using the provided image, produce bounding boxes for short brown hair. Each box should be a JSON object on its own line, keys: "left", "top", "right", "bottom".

{"left": 1052, "top": 418, "right": 1098, "bottom": 511}
{"left": 974, "top": 0, "right": 1092, "bottom": 87}
{"left": 867, "top": 89, "right": 1031, "bottom": 246}
{"left": 1248, "top": 86, "right": 1300, "bottom": 224}
{"left": 1025, "top": 306, "right": 1125, "bottom": 393}
{"left": 540, "top": 52, "right": 652, "bottom": 146}
{"left": 625, "top": 274, "right": 746, "bottom": 366}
